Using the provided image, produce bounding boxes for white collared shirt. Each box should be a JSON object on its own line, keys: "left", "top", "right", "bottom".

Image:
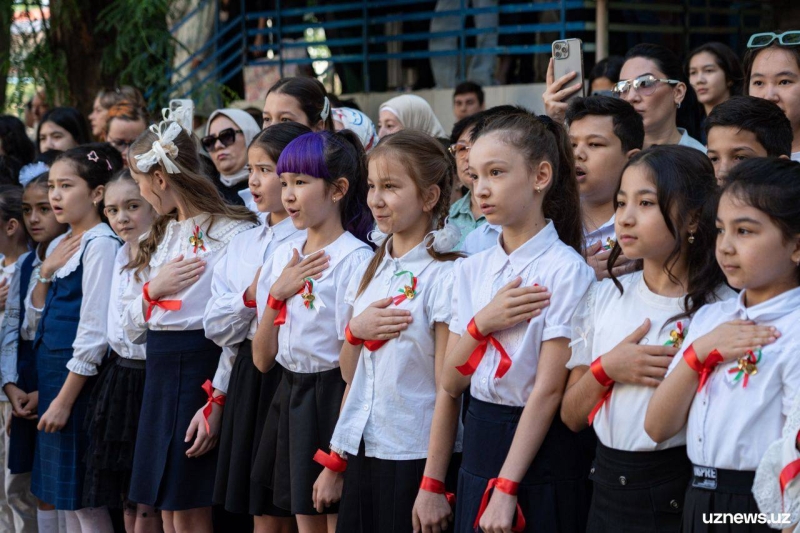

{"left": 123, "top": 214, "right": 256, "bottom": 343}
{"left": 26, "top": 223, "right": 121, "bottom": 376}
{"left": 331, "top": 239, "right": 456, "bottom": 460}
{"left": 462, "top": 223, "right": 501, "bottom": 256}
{"left": 258, "top": 231, "right": 373, "bottom": 373}
{"left": 678, "top": 128, "right": 707, "bottom": 153}
{"left": 204, "top": 216, "right": 305, "bottom": 392}
{"left": 568, "top": 272, "right": 735, "bottom": 452}
{"left": 584, "top": 214, "right": 616, "bottom": 251}
{"left": 667, "top": 286, "right": 800, "bottom": 470}
{"left": 107, "top": 243, "right": 146, "bottom": 361}
{"left": 450, "top": 221, "right": 595, "bottom": 407}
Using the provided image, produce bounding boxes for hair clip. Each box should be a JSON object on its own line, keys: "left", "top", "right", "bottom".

{"left": 19, "top": 161, "right": 49, "bottom": 186}
{"left": 106, "top": 159, "right": 112, "bottom": 171}
{"left": 425, "top": 217, "right": 461, "bottom": 253}
{"left": 321, "top": 96, "right": 331, "bottom": 121}
{"left": 87, "top": 151, "right": 99, "bottom": 163}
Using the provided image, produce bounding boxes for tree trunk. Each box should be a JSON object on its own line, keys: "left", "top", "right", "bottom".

{"left": 0, "top": 0, "right": 12, "bottom": 112}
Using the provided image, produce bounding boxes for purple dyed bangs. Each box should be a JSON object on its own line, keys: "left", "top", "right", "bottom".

{"left": 276, "top": 131, "right": 331, "bottom": 180}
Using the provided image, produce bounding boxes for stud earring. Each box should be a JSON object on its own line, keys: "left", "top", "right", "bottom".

{"left": 93, "top": 200, "right": 98, "bottom": 207}
{"left": 676, "top": 102, "right": 681, "bottom": 109}
{"left": 535, "top": 186, "right": 542, "bottom": 193}
{"left": 688, "top": 232, "right": 695, "bottom": 244}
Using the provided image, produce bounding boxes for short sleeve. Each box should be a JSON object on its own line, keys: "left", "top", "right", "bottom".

{"left": 334, "top": 249, "right": 373, "bottom": 341}
{"left": 566, "top": 281, "right": 599, "bottom": 370}
{"left": 426, "top": 262, "right": 455, "bottom": 327}
{"left": 542, "top": 259, "right": 594, "bottom": 342}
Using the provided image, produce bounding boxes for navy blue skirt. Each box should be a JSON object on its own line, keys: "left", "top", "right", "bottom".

{"left": 454, "top": 397, "right": 590, "bottom": 533}
{"left": 30, "top": 344, "right": 96, "bottom": 510}
{"left": 128, "top": 329, "right": 221, "bottom": 511}
{"left": 8, "top": 339, "right": 37, "bottom": 474}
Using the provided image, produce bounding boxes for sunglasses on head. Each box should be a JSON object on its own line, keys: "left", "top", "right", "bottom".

{"left": 611, "top": 75, "right": 680, "bottom": 97}
{"left": 201, "top": 128, "right": 243, "bottom": 152}
{"left": 747, "top": 31, "right": 800, "bottom": 49}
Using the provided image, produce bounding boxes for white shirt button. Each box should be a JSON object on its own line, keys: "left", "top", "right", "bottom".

{"left": 363, "top": 404, "right": 369, "bottom": 411}
{"left": 481, "top": 377, "right": 487, "bottom": 384}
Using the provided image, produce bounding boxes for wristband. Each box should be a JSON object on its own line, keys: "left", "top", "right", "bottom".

{"left": 683, "top": 343, "right": 722, "bottom": 392}
{"left": 473, "top": 478, "right": 526, "bottom": 532}
{"left": 590, "top": 357, "right": 614, "bottom": 387}
{"left": 243, "top": 291, "right": 257, "bottom": 309}
{"left": 313, "top": 449, "right": 347, "bottom": 473}
{"left": 344, "top": 324, "right": 364, "bottom": 345}
{"left": 142, "top": 282, "right": 182, "bottom": 321}
{"left": 419, "top": 476, "right": 456, "bottom": 507}
{"left": 200, "top": 379, "right": 225, "bottom": 434}
{"left": 456, "top": 317, "right": 512, "bottom": 379}
{"left": 267, "top": 294, "right": 288, "bottom": 325}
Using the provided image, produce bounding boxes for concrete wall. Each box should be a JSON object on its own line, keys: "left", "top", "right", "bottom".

{"left": 343, "top": 83, "right": 548, "bottom": 135}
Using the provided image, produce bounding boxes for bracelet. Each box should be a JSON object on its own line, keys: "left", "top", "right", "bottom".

{"left": 344, "top": 324, "right": 364, "bottom": 346}
{"left": 243, "top": 291, "right": 257, "bottom": 309}
{"left": 590, "top": 357, "right": 614, "bottom": 387}
{"left": 313, "top": 449, "right": 348, "bottom": 473}
{"left": 683, "top": 343, "right": 723, "bottom": 392}
{"left": 474, "top": 478, "right": 526, "bottom": 532}
{"left": 34, "top": 267, "right": 53, "bottom": 284}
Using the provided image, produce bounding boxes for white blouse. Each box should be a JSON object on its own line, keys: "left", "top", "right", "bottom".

{"left": 450, "top": 221, "right": 595, "bottom": 407}
{"left": 331, "top": 239, "right": 456, "bottom": 460}
{"left": 568, "top": 272, "right": 735, "bottom": 452}
{"left": 204, "top": 216, "right": 305, "bottom": 392}
{"left": 462, "top": 223, "right": 501, "bottom": 256}
{"left": 123, "top": 214, "right": 256, "bottom": 343}
{"left": 258, "top": 231, "right": 373, "bottom": 373}
{"left": 107, "top": 243, "right": 146, "bottom": 361}
{"left": 25, "top": 223, "right": 121, "bottom": 376}
{"left": 667, "top": 286, "right": 800, "bottom": 471}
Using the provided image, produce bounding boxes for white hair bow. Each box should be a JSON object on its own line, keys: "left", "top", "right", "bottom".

{"left": 425, "top": 217, "right": 461, "bottom": 253}
{"left": 134, "top": 120, "right": 183, "bottom": 174}
{"left": 162, "top": 105, "right": 192, "bottom": 133}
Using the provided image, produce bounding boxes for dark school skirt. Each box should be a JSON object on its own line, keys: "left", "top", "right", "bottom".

{"left": 586, "top": 442, "right": 690, "bottom": 533}
{"left": 8, "top": 339, "right": 37, "bottom": 474}
{"left": 252, "top": 365, "right": 346, "bottom": 516}
{"left": 454, "top": 397, "right": 590, "bottom": 533}
{"left": 128, "top": 329, "right": 222, "bottom": 511}
{"left": 336, "top": 440, "right": 461, "bottom": 533}
{"left": 682, "top": 466, "right": 773, "bottom": 533}
{"left": 213, "top": 340, "right": 290, "bottom": 517}
{"left": 30, "top": 344, "right": 97, "bottom": 510}
{"left": 83, "top": 354, "right": 146, "bottom": 509}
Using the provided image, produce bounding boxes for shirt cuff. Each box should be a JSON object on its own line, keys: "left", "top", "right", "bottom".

{"left": 212, "top": 368, "right": 231, "bottom": 395}
{"left": 66, "top": 357, "right": 98, "bottom": 377}
{"left": 542, "top": 325, "right": 572, "bottom": 342}
{"left": 1, "top": 373, "right": 18, "bottom": 388}
{"left": 235, "top": 291, "right": 258, "bottom": 319}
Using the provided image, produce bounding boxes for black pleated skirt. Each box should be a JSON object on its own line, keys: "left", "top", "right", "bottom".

{"left": 682, "top": 466, "right": 773, "bottom": 533}
{"left": 453, "top": 397, "right": 591, "bottom": 533}
{"left": 8, "top": 339, "right": 37, "bottom": 474}
{"left": 252, "top": 365, "right": 346, "bottom": 516}
{"left": 336, "top": 440, "right": 461, "bottom": 533}
{"left": 128, "top": 329, "right": 221, "bottom": 511}
{"left": 213, "top": 340, "right": 289, "bottom": 517}
{"left": 586, "top": 442, "right": 690, "bottom": 533}
{"left": 83, "top": 354, "right": 146, "bottom": 509}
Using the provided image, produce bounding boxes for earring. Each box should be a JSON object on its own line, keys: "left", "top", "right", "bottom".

{"left": 676, "top": 102, "right": 681, "bottom": 109}
{"left": 93, "top": 200, "right": 98, "bottom": 207}
{"left": 688, "top": 232, "right": 695, "bottom": 244}
{"left": 333, "top": 197, "right": 338, "bottom": 203}
{"left": 535, "top": 186, "right": 542, "bottom": 193}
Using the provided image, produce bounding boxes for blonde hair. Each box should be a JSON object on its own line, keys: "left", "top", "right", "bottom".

{"left": 127, "top": 121, "right": 257, "bottom": 277}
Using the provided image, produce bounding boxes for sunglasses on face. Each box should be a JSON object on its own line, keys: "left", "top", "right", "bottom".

{"left": 747, "top": 31, "right": 800, "bottom": 49}
{"left": 201, "top": 128, "right": 243, "bottom": 152}
{"left": 611, "top": 75, "right": 680, "bottom": 97}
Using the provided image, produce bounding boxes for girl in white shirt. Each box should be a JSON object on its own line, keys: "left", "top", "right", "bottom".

{"left": 124, "top": 119, "right": 257, "bottom": 533}
{"left": 311, "top": 130, "right": 462, "bottom": 532}
{"left": 646, "top": 157, "right": 800, "bottom": 533}
{"left": 83, "top": 169, "right": 159, "bottom": 531}
{"left": 251, "top": 130, "right": 373, "bottom": 533}
{"left": 441, "top": 110, "right": 596, "bottom": 533}
{"left": 205, "top": 122, "right": 310, "bottom": 533}
{"left": 28, "top": 145, "right": 123, "bottom": 532}
{"left": 562, "top": 145, "right": 731, "bottom": 533}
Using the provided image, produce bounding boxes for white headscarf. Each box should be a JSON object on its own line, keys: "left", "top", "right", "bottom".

{"left": 332, "top": 107, "right": 379, "bottom": 151}
{"left": 205, "top": 108, "right": 261, "bottom": 187}
{"left": 379, "top": 94, "right": 447, "bottom": 138}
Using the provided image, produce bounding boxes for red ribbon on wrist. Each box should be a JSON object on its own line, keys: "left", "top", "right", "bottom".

{"left": 142, "top": 282, "right": 182, "bottom": 321}
{"left": 456, "top": 318, "right": 512, "bottom": 379}
{"left": 345, "top": 324, "right": 388, "bottom": 352}
{"left": 419, "top": 476, "right": 455, "bottom": 507}
{"left": 243, "top": 291, "right": 257, "bottom": 309}
{"left": 200, "top": 379, "right": 225, "bottom": 434}
{"left": 313, "top": 449, "right": 347, "bottom": 473}
{"left": 683, "top": 344, "right": 723, "bottom": 392}
{"left": 267, "top": 294, "right": 288, "bottom": 325}
{"left": 587, "top": 357, "right": 615, "bottom": 425}
{"left": 473, "top": 477, "right": 526, "bottom": 532}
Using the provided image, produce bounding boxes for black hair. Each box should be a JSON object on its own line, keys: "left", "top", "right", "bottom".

{"left": 609, "top": 145, "right": 725, "bottom": 320}
{"left": 34, "top": 150, "right": 62, "bottom": 168}
{"left": 686, "top": 42, "right": 744, "bottom": 99}
{"left": 624, "top": 43, "right": 703, "bottom": 140}
{"left": 450, "top": 105, "right": 521, "bottom": 144}
{"left": 0, "top": 115, "right": 36, "bottom": 165}
{"left": 723, "top": 157, "right": 800, "bottom": 283}
{"left": 267, "top": 77, "right": 335, "bottom": 131}
{"left": 471, "top": 107, "right": 584, "bottom": 253}
{"left": 0, "top": 184, "right": 24, "bottom": 224}
{"left": 36, "top": 107, "right": 92, "bottom": 154}
{"left": 249, "top": 122, "right": 313, "bottom": 164}
{"left": 589, "top": 55, "right": 625, "bottom": 87}
{"left": 453, "top": 81, "right": 485, "bottom": 106}
{"left": 53, "top": 143, "right": 123, "bottom": 192}
{"left": 565, "top": 96, "right": 645, "bottom": 152}
{"left": 704, "top": 96, "right": 792, "bottom": 157}
{"left": 743, "top": 33, "right": 800, "bottom": 95}
{"left": 0, "top": 157, "right": 21, "bottom": 186}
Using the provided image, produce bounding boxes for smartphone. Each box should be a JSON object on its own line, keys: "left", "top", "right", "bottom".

{"left": 168, "top": 98, "right": 194, "bottom": 131}
{"left": 552, "top": 39, "right": 585, "bottom": 103}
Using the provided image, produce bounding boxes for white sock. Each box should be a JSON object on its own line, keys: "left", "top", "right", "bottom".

{"left": 63, "top": 510, "right": 81, "bottom": 533}
{"left": 37, "top": 508, "right": 58, "bottom": 533}
{"left": 75, "top": 506, "right": 113, "bottom": 533}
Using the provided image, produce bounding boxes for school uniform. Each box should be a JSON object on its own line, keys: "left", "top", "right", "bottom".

{"left": 251, "top": 231, "right": 372, "bottom": 515}
{"left": 667, "top": 286, "right": 800, "bottom": 532}
{"left": 203, "top": 216, "right": 304, "bottom": 516}
{"left": 28, "top": 224, "right": 121, "bottom": 510}
{"left": 451, "top": 222, "right": 595, "bottom": 533}
{"left": 331, "top": 238, "right": 460, "bottom": 532}
{"left": 583, "top": 215, "right": 616, "bottom": 252}
{"left": 568, "top": 272, "right": 736, "bottom": 533}
{"left": 125, "top": 214, "right": 255, "bottom": 511}
{"left": 82, "top": 243, "right": 148, "bottom": 509}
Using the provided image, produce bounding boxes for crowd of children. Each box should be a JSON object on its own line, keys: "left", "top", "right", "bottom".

{"left": 0, "top": 31, "right": 798, "bottom": 533}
